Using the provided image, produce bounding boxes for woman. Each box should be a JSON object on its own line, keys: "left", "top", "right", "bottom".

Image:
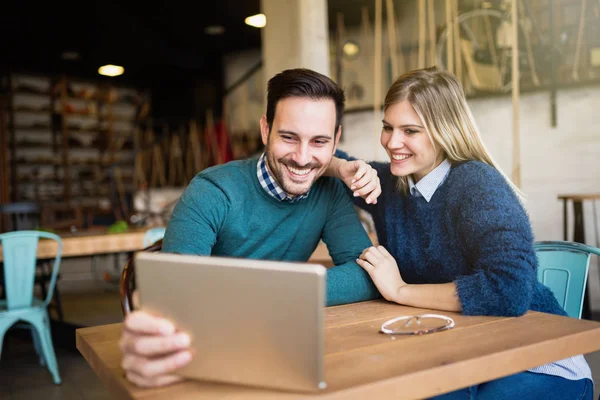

{"left": 328, "top": 67, "right": 593, "bottom": 399}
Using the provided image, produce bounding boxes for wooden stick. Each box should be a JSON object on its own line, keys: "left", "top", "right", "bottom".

{"left": 452, "top": 0, "right": 462, "bottom": 82}
{"left": 483, "top": 14, "right": 502, "bottom": 88}
{"left": 374, "top": 0, "right": 383, "bottom": 158}
{"left": 572, "top": 0, "right": 587, "bottom": 81}
{"left": 418, "top": 0, "right": 426, "bottom": 68}
{"left": 386, "top": 0, "right": 398, "bottom": 78}
{"left": 428, "top": 0, "right": 436, "bottom": 67}
{"left": 114, "top": 166, "right": 129, "bottom": 218}
{"left": 445, "top": 0, "right": 454, "bottom": 73}
{"left": 511, "top": 0, "right": 521, "bottom": 188}
{"left": 518, "top": 1, "right": 540, "bottom": 86}
{"left": 205, "top": 109, "right": 221, "bottom": 165}
{"left": 337, "top": 12, "right": 345, "bottom": 86}
{"left": 361, "top": 6, "right": 371, "bottom": 40}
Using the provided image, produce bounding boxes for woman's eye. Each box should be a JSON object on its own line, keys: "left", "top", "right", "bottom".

{"left": 382, "top": 126, "right": 392, "bottom": 132}
{"left": 405, "top": 129, "right": 418, "bottom": 135}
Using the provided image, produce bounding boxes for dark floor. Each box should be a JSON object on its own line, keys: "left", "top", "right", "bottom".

{"left": 1, "top": 290, "right": 600, "bottom": 400}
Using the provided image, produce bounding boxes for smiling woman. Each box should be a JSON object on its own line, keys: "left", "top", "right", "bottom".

{"left": 327, "top": 66, "right": 594, "bottom": 400}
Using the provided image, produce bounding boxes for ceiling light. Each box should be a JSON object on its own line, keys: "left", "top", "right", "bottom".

{"left": 245, "top": 14, "right": 266, "bottom": 28}
{"left": 205, "top": 25, "right": 225, "bottom": 35}
{"left": 98, "top": 64, "right": 124, "bottom": 77}
{"left": 343, "top": 41, "right": 360, "bottom": 59}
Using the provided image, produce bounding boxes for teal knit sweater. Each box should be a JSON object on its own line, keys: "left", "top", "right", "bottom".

{"left": 162, "top": 157, "right": 380, "bottom": 306}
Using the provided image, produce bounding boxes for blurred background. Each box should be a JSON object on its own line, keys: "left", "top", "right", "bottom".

{"left": 1, "top": 0, "right": 600, "bottom": 398}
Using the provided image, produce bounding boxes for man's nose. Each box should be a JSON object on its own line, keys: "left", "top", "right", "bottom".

{"left": 292, "top": 143, "right": 311, "bottom": 166}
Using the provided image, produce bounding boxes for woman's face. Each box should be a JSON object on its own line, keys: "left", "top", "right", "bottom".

{"left": 380, "top": 100, "right": 444, "bottom": 182}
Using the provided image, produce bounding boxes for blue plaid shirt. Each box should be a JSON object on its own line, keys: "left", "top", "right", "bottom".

{"left": 256, "top": 153, "right": 309, "bottom": 202}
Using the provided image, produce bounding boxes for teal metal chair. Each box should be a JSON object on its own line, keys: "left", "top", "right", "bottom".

{"left": 0, "top": 231, "right": 63, "bottom": 384}
{"left": 143, "top": 227, "right": 167, "bottom": 248}
{"left": 534, "top": 241, "right": 600, "bottom": 319}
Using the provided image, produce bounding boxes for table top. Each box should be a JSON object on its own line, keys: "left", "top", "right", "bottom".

{"left": 76, "top": 300, "right": 600, "bottom": 400}
{"left": 0, "top": 228, "right": 148, "bottom": 261}
{"left": 558, "top": 193, "right": 600, "bottom": 201}
{"left": 0, "top": 229, "right": 378, "bottom": 264}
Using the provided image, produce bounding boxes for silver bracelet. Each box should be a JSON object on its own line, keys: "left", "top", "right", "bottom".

{"left": 380, "top": 313, "right": 455, "bottom": 335}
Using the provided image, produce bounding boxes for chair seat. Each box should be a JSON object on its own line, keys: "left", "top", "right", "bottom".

{"left": 0, "top": 298, "right": 46, "bottom": 315}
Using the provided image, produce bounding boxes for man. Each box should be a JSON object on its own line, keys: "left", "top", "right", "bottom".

{"left": 119, "top": 68, "right": 382, "bottom": 388}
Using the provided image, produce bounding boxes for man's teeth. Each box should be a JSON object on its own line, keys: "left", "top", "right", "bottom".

{"left": 392, "top": 154, "right": 411, "bottom": 161}
{"left": 288, "top": 166, "right": 311, "bottom": 175}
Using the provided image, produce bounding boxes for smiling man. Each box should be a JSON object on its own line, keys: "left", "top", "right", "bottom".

{"left": 119, "top": 68, "right": 383, "bottom": 388}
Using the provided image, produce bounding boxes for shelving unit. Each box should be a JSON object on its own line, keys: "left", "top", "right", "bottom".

{"left": 2, "top": 72, "right": 150, "bottom": 229}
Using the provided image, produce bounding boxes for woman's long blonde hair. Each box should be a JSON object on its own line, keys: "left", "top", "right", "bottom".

{"left": 384, "top": 66, "right": 524, "bottom": 200}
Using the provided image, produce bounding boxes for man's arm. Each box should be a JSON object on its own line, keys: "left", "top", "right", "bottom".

{"left": 321, "top": 179, "right": 381, "bottom": 306}
{"left": 162, "top": 176, "right": 230, "bottom": 255}
{"left": 121, "top": 176, "right": 230, "bottom": 388}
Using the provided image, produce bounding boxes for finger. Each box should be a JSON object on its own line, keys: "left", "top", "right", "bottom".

{"left": 132, "top": 291, "right": 141, "bottom": 309}
{"left": 120, "top": 331, "right": 191, "bottom": 356}
{"left": 356, "top": 258, "right": 375, "bottom": 273}
{"left": 125, "top": 371, "right": 184, "bottom": 388}
{"left": 377, "top": 245, "right": 393, "bottom": 258}
{"left": 122, "top": 350, "right": 192, "bottom": 379}
{"left": 366, "top": 183, "right": 382, "bottom": 205}
{"left": 361, "top": 247, "right": 383, "bottom": 265}
{"left": 352, "top": 163, "right": 366, "bottom": 183}
{"left": 124, "top": 311, "right": 176, "bottom": 336}
{"left": 350, "top": 174, "right": 377, "bottom": 194}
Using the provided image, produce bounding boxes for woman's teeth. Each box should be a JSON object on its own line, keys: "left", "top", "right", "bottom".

{"left": 391, "top": 154, "right": 411, "bottom": 161}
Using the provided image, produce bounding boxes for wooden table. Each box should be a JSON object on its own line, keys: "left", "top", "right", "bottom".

{"left": 76, "top": 300, "right": 600, "bottom": 400}
{"left": 0, "top": 228, "right": 147, "bottom": 261}
{"left": 0, "top": 230, "right": 378, "bottom": 264}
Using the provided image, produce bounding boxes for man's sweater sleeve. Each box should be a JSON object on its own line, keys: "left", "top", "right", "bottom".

{"left": 162, "top": 176, "right": 229, "bottom": 255}
{"left": 321, "top": 179, "right": 381, "bottom": 306}
{"left": 452, "top": 165, "right": 537, "bottom": 316}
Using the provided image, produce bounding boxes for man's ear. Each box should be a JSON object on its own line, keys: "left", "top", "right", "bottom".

{"left": 333, "top": 125, "right": 342, "bottom": 152}
{"left": 260, "top": 115, "right": 270, "bottom": 146}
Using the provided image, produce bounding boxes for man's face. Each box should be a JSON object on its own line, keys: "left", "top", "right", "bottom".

{"left": 260, "top": 96, "right": 341, "bottom": 197}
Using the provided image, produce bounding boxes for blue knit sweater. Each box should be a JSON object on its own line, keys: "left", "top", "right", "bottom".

{"left": 337, "top": 151, "right": 566, "bottom": 317}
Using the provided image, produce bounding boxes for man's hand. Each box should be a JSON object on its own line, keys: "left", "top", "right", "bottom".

{"left": 356, "top": 246, "right": 406, "bottom": 302}
{"left": 119, "top": 311, "right": 192, "bottom": 388}
{"left": 336, "top": 159, "right": 381, "bottom": 204}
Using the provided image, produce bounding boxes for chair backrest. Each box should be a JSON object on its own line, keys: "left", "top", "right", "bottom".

{"left": 534, "top": 241, "right": 600, "bottom": 319}
{"left": 0, "top": 202, "right": 41, "bottom": 232}
{"left": 143, "top": 227, "right": 166, "bottom": 247}
{"left": 0, "top": 230, "right": 63, "bottom": 310}
{"left": 120, "top": 239, "right": 163, "bottom": 315}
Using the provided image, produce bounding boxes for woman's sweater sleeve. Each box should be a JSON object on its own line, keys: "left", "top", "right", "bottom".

{"left": 451, "top": 164, "right": 538, "bottom": 316}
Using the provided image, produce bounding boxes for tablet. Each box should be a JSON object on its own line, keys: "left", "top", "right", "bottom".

{"left": 134, "top": 251, "right": 327, "bottom": 392}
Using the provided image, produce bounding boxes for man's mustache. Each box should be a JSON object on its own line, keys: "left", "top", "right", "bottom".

{"left": 280, "top": 159, "right": 321, "bottom": 169}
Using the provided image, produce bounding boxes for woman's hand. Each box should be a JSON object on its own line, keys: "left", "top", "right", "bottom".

{"left": 336, "top": 159, "right": 381, "bottom": 204}
{"left": 357, "top": 246, "right": 406, "bottom": 302}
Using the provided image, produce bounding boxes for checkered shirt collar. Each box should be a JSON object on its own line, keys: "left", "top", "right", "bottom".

{"left": 256, "top": 153, "right": 309, "bottom": 202}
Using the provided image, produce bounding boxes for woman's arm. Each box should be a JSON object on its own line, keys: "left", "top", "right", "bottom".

{"left": 357, "top": 245, "right": 462, "bottom": 312}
